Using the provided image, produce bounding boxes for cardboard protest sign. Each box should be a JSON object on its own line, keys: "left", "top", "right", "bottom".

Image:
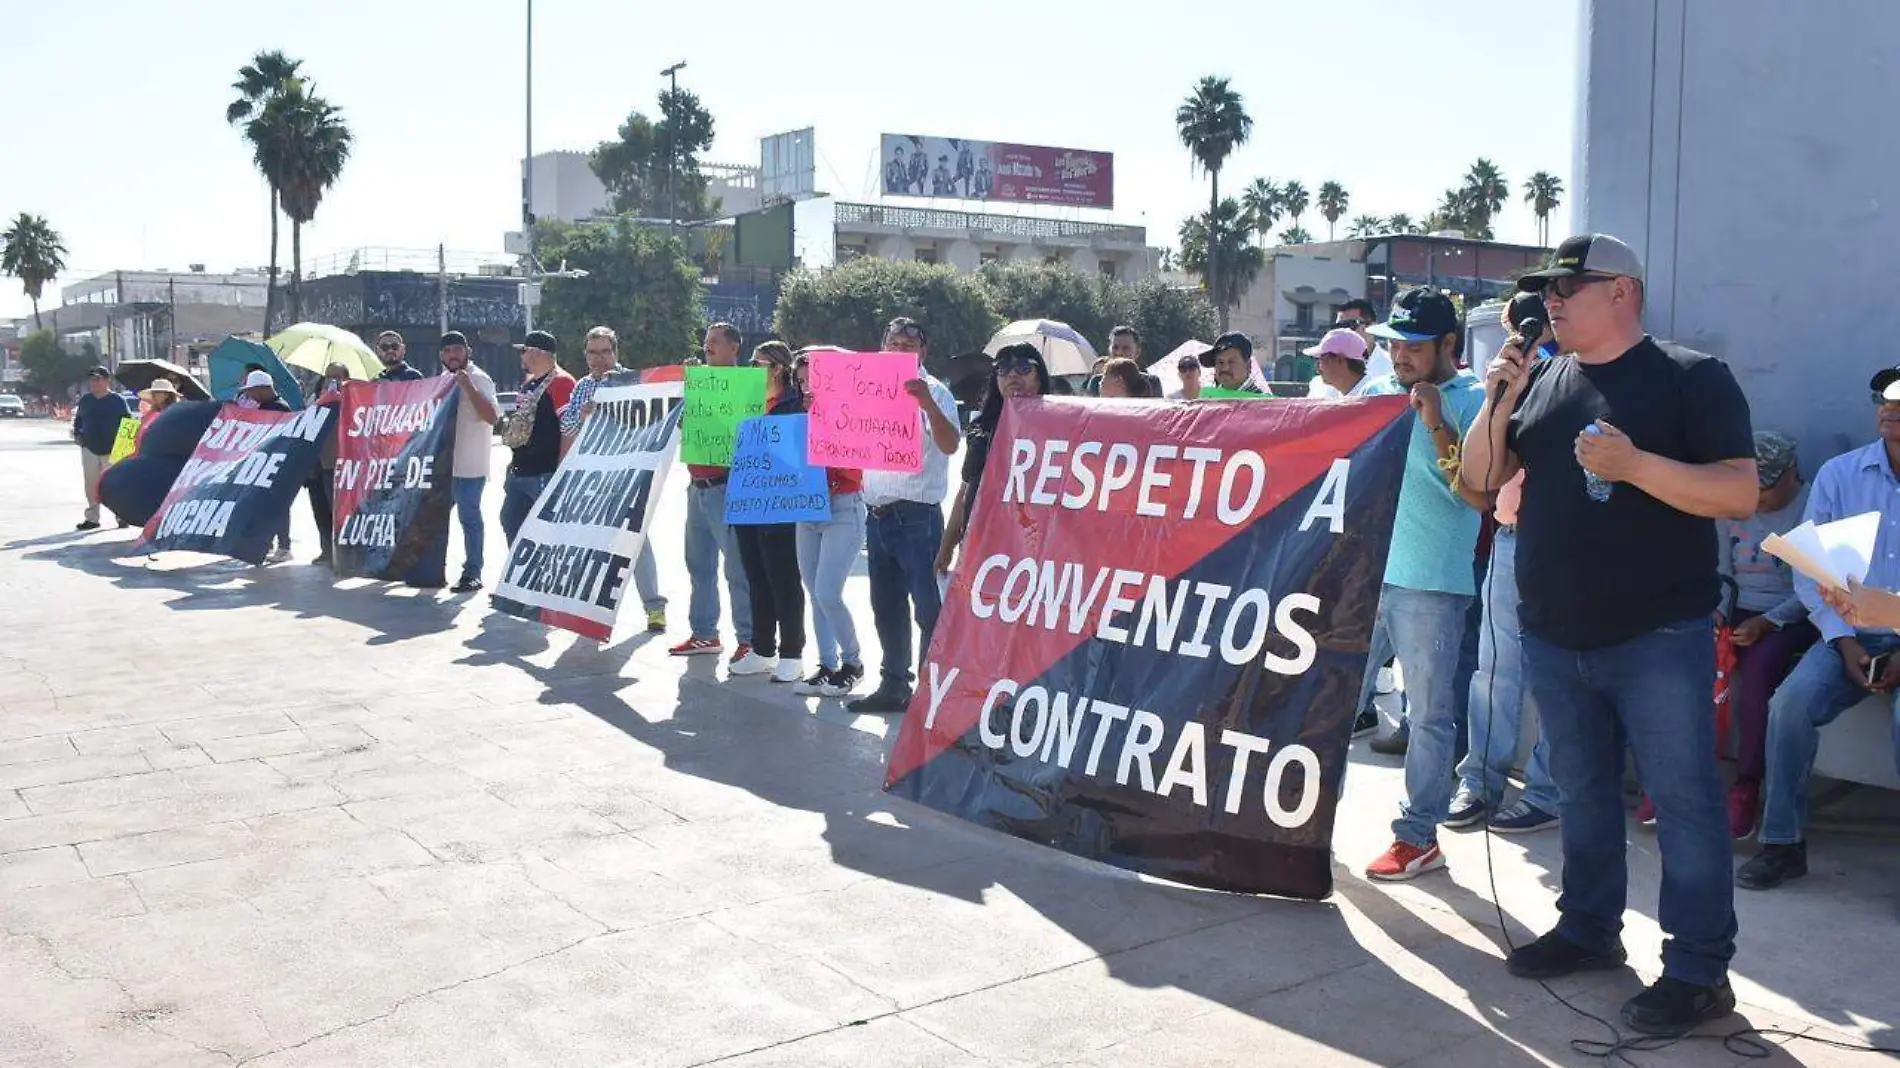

{"left": 680, "top": 366, "right": 766, "bottom": 466}
{"left": 886, "top": 396, "right": 1412, "bottom": 899}
{"left": 725, "top": 414, "right": 828, "bottom": 525}
{"left": 331, "top": 377, "right": 460, "bottom": 581}
{"left": 135, "top": 405, "right": 332, "bottom": 565}
{"left": 492, "top": 382, "right": 684, "bottom": 641}
{"left": 805, "top": 349, "right": 925, "bottom": 472}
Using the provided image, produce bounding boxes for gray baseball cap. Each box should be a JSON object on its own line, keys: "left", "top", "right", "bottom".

{"left": 1518, "top": 233, "right": 1646, "bottom": 291}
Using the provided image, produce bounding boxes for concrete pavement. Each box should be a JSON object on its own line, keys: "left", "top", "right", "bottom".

{"left": 0, "top": 417, "right": 1894, "bottom": 1067}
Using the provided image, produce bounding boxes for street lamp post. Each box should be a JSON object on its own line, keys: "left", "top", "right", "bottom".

{"left": 660, "top": 61, "right": 686, "bottom": 236}
{"left": 522, "top": 0, "right": 538, "bottom": 331}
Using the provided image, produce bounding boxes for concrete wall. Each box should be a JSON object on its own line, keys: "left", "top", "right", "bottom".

{"left": 1576, "top": 0, "right": 1900, "bottom": 464}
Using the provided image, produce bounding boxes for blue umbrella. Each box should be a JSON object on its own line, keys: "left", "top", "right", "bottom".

{"left": 206, "top": 336, "right": 304, "bottom": 409}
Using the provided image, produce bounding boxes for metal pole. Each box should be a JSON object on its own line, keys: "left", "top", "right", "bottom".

{"left": 167, "top": 276, "right": 176, "bottom": 363}
{"left": 522, "top": 0, "right": 535, "bottom": 333}
{"left": 437, "top": 244, "right": 449, "bottom": 340}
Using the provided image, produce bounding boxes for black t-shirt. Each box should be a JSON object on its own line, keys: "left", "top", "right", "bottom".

{"left": 1507, "top": 337, "right": 1753, "bottom": 650}
{"left": 509, "top": 385, "right": 564, "bottom": 477}
{"left": 962, "top": 427, "right": 995, "bottom": 493}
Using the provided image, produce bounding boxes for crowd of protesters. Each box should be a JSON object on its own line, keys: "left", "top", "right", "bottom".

{"left": 62, "top": 229, "right": 1900, "bottom": 1038}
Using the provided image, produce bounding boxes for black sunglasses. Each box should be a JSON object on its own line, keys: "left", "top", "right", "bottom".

{"left": 1871, "top": 392, "right": 1900, "bottom": 407}
{"left": 994, "top": 356, "right": 1038, "bottom": 376}
{"left": 1545, "top": 274, "right": 1617, "bottom": 300}
{"left": 885, "top": 322, "right": 925, "bottom": 340}
{"left": 1335, "top": 318, "right": 1368, "bottom": 330}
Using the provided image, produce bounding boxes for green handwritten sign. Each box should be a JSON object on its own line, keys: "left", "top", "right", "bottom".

{"left": 1201, "top": 387, "right": 1271, "bottom": 400}
{"left": 681, "top": 365, "right": 768, "bottom": 465}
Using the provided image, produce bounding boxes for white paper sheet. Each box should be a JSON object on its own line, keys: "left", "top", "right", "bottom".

{"left": 1761, "top": 511, "right": 1880, "bottom": 591}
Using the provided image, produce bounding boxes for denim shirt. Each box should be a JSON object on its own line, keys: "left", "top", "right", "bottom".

{"left": 1798, "top": 441, "right": 1900, "bottom": 642}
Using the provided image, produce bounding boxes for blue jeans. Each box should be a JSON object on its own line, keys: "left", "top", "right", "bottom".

{"left": 1363, "top": 584, "right": 1474, "bottom": 847}
{"left": 452, "top": 476, "right": 486, "bottom": 581}
{"left": 866, "top": 500, "right": 944, "bottom": 692}
{"left": 499, "top": 472, "right": 551, "bottom": 547}
{"left": 1523, "top": 618, "right": 1736, "bottom": 987}
{"left": 1760, "top": 634, "right": 1900, "bottom": 845}
{"left": 685, "top": 482, "right": 751, "bottom": 642}
{"left": 798, "top": 492, "right": 864, "bottom": 670}
{"left": 632, "top": 542, "right": 665, "bottom": 614}
{"left": 1455, "top": 530, "right": 1559, "bottom": 810}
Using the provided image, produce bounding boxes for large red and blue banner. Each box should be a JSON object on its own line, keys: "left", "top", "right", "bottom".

{"left": 331, "top": 377, "right": 460, "bottom": 582}
{"left": 885, "top": 396, "right": 1412, "bottom": 899}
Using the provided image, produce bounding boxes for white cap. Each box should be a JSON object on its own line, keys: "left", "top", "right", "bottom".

{"left": 242, "top": 370, "right": 274, "bottom": 389}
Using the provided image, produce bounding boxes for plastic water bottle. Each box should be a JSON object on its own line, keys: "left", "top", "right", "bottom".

{"left": 1581, "top": 425, "right": 1613, "bottom": 503}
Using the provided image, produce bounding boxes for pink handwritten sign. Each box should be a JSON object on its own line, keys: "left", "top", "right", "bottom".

{"left": 806, "top": 350, "right": 924, "bottom": 472}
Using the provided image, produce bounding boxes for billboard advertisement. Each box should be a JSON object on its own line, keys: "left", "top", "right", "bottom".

{"left": 880, "top": 134, "right": 1113, "bottom": 209}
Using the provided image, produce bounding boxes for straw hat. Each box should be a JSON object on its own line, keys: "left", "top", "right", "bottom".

{"left": 139, "top": 379, "right": 181, "bottom": 404}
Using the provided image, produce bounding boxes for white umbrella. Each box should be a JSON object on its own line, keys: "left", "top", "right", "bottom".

{"left": 984, "top": 319, "right": 1099, "bottom": 377}
{"left": 1146, "top": 339, "right": 1208, "bottom": 398}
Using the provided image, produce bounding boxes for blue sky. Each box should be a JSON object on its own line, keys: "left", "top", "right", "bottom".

{"left": 0, "top": 0, "right": 1580, "bottom": 319}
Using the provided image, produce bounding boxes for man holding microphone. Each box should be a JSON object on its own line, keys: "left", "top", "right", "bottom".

{"left": 1461, "top": 234, "right": 1758, "bottom": 1036}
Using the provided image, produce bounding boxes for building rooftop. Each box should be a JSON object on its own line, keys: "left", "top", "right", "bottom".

{"left": 835, "top": 202, "right": 1145, "bottom": 244}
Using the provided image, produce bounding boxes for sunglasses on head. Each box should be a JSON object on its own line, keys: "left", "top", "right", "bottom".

{"left": 886, "top": 322, "right": 924, "bottom": 340}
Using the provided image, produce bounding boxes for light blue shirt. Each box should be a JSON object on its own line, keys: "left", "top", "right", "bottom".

{"left": 1798, "top": 441, "right": 1900, "bottom": 642}
{"left": 1363, "top": 371, "right": 1487, "bottom": 594}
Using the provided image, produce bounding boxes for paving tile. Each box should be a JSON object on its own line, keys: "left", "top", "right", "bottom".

{"left": 0, "top": 752, "right": 153, "bottom": 792}
{"left": 159, "top": 711, "right": 301, "bottom": 745}
{"left": 0, "top": 734, "right": 77, "bottom": 766}
{"left": 0, "top": 844, "right": 93, "bottom": 890}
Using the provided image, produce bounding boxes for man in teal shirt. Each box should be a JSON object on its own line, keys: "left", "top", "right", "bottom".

{"left": 1356, "top": 287, "right": 1488, "bottom": 882}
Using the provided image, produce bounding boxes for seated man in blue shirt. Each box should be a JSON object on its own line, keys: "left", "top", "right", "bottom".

{"left": 1356, "top": 288, "right": 1488, "bottom": 882}
{"left": 1738, "top": 368, "right": 1900, "bottom": 890}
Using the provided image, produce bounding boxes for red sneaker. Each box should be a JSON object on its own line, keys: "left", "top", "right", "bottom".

{"left": 669, "top": 636, "right": 721, "bottom": 657}
{"left": 1633, "top": 793, "right": 1657, "bottom": 826}
{"left": 1727, "top": 781, "right": 1759, "bottom": 840}
{"left": 727, "top": 642, "right": 753, "bottom": 666}
{"left": 1365, "top": 840, "right": 1445, "bottom": 882}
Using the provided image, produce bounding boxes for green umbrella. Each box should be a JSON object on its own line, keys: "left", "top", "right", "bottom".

{"left": 268, "top": 322, "right": 383, "bottom": 382}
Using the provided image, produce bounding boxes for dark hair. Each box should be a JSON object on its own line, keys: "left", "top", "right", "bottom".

{"left": 1110, "top": 325, "right": 1140, "bottom": 343}
{"left": 1339, "top": 298, "right": 1375, "bottom": 320}
{"left": 1100, "top": 358, "right": 1146, "bottom": 397}
{"left": 708, "top": 322, "right": 743, "bottom": 348}
{"left": 1176, "top": 353, "right": 1202, "bottom": 373}
{"left": 975, "top": 342, "right": 1050, "bottom": 432}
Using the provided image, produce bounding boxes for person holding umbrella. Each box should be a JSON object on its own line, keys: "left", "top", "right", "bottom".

{"left": 937, "top": 342, "right": 1052, "bottom": 575}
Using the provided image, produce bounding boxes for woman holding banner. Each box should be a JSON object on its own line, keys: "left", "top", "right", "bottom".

{"left": 731, "top": 342, "right": 809, "bottom": 685}
{"left": 936, "top": 343, "right": 1052, "bottom": 576}
{"left": 792, "top": 348, "right": 866, "bottom": 699}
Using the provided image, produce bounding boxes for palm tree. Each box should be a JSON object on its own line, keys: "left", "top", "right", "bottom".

{"left": 1176, "top": 77, "right": 1253, "bottom": 328}
{"left": 1460, "top": 158, "right": 1509, "bottom": 239}
{"left": 1240, "top": 178, "right": 1282, "bottom": 247}
{"left": 1523, "top": 171, "right": 1564, "bottom": 247}
{"left": 227, "top": 50, "right": 304, "bottom": 333}
{"left": 1347, "top": 214, "right": 1384, "bottom": 239}
{"left": 1278, "top": 225, "right": 1314, "bottom": 246}
{"left": 1316, "top": 181, "right": 1350, "bottom": 240}
{"left": 1281, "top": 180, "right": 1310, "bottom": 231}
{"left": 1178, "top": 198, "right": 1265, "bottom": 320}
{"left": 260, "top": 84, "right": 354, "bottom": 322}
{"left": 1426, "top": 189, "right": 1472, "bottom": 235}
{"left": 1386, "top": 213, "right": 1423, "bottom": 235}
{"left": 1, "top": 214, "right": 68, "bottom": 330}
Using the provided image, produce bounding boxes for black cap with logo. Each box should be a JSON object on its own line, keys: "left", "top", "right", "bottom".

{"left": 1369, "top": 288, "right": 1461, "bottom": 342}
{"left": 1197, "top": 332, "right": 1254, "bottom": 368}
{"left": 514, "top": 329, "right": 558, "bottom": 352}
{"left": 440, "top": 330, "right": 470, "bottom": 348}
{"left": 1517, "top": 233, "right": 1647, "bottom": 292}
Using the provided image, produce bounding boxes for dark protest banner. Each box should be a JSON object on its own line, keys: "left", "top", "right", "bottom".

{"left": 134, "top": 404, "right": 332, "bottom": 565}
{"left": 726, "top": 415, "right": 829, "bottom": 525}
{"left": 885, "top": 396, "right": 1412, "bottom": 899}
{"left": 331, "top": 377, "right": 460, "bottom": 581}
{"left": 492, "top": 381, "right": 684, "bottom": 641}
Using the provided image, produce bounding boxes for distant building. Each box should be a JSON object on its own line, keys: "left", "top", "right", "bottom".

{"left": 39, "top": 269, "right": 270, "bottom": 372}
{"left": 829, "top": 201, "right": 1155, "bottom": 280}
{"left": 524, "top": 150, "right": 762, "bottom": 226}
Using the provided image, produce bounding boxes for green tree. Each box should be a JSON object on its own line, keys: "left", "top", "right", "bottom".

{"left": 1278, "top": 225, "right": 1315, "bottom": 245}
{"left": 1386, "top": 213, "right": 1425, "bottom": 235}
{"left": 773, "top": 258, "right": 998, "bottom": 377}
{"left": 1460, "top": 158, "right": 1508, "bottom": 239}
{"left": 1116, "top": 278, "right": 1217, "bottom": 365}
{"left": 1523, "top": 171, "right": 1564, "bottom": 247}
{"left": 1280, "top": 180, "right": 1310, "bottom": 231}
{"left": 1178, "top": 198, "right": 1265, "bottom": 316}
{"left": 1241, "top": 177, "right": 1282, "bottom": 247}
{"left": 1175, "top": 76, "right": 1253, "bottom": 330}
{"left": 259, "top": 82, "right": 353, "bottom": 322}
{"left": 978, "top": 260, "right": 1115, "bottom": 345}
{"left": 591, "top": 88, "right": 719, "bottom": 221}
{"left": 1317, "top": 182, "right": 1350, "bottom": 240}
{"left": 17, "top": 330, "right": 90, "bottom": 398}
{"left": 1347, "top": 214, "right": 1385, "bottom": 239}
{"left": 2, "top": 214, "right": 67, "bottom": 330}
{"left": 1426, "top": 188, "right": 1474, "bottom": 235}
{"left": 532, "top": 218, "right": 704, "bottom": 372}
{"left": 226, "top": 49, "right": 303, "bottom": 334}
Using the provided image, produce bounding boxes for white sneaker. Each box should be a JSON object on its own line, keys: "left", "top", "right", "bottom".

{"left": 728, "top": 651, "right": 775, "bottom": 677}
{"left": 264, "top": 546, "right": 292, "bottom": 565}
{"left": 771, "top": 659, "right": 803, "bottom": 684}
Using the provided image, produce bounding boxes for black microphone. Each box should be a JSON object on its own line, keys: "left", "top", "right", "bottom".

{"left": 1493, "top": 316, "right": 1544, "bottom": 406}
